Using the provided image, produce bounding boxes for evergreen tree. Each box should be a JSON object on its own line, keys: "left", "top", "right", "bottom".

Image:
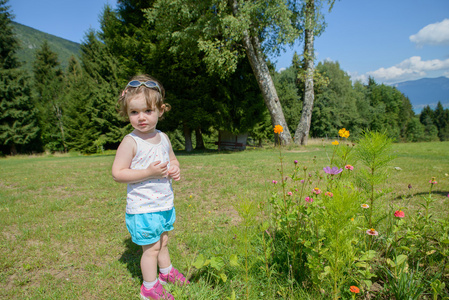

{"left": 0, "top": 69, "right": 41, "bottom": 154}
{"left": 33, "top": 41, "right": 67, "bottom": 151}
{"left": 433, "top": 101, "right": 449, "bottom": 141}
{"left": 0, "top": 0, "right": 41, "bottom": 155}
{"left": 65, "top": 30, "right": 125, "bottom": 153}
{"left": 419, "top": 105, "right": 434, "bottom": 126}
{"left": 0, "top": 0, "right": 18, "bottom": 70}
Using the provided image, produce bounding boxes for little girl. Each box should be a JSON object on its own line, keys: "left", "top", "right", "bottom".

{"left": 112, "top": 74, "right": 189, "bottom": 300}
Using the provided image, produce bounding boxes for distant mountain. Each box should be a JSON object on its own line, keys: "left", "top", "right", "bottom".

{"left": 11, "top": 22, "right": 81, "bottom": 73}
{"left": 392, "top": 77, "right": 449, "bottom": 113}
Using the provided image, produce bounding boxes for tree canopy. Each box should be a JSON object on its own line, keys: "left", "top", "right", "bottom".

{"left": 1, "top": 0, "right": 447, "bottom": 155}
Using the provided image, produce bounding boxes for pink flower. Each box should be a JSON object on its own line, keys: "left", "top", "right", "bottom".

{"left": 429, "top": 177, "right": 437, "bottom": 184}
{"left": 287, "top": 191, "right": 293, "bottom": 196}
{"left": 305, "top": 197, "right": 313, "bottom": 203}
{"left": 447, "top": 193, "right": 449, "bottom": 198}
{"left": 345, "top": 165, "right": 354, "bottom": 170}
{"left": 361, "top": 204, "right": 369, "bottom": 209}
{"left": 313, "top": 188, "right": 322, "bottom": 195}
{"left": 272, "top": 180, "right": 277, "bottom": 184}
{"left": 323, "top": 166, "right": 343, "bottom": 175}
{"left": 394, "top": 210, "right": 405, "bottom": 218}
{"left": 294, "top": 160, "right": 298, "bottom": 164}
{"left": 300, "top": 179, "right": 305, "bottom": 184}
{"left": 366, "top": 228, "right": 378, "bottom": 236}
{"left": 325, "top": 192, "right": 333, "bottom": 197}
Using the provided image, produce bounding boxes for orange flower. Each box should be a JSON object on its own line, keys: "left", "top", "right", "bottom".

{"left": 339, "top": 128, "right": 350, "bottom": 138}
{"left": 350, "top": 286, "right": 360, "bottom": 293}
{"left": 274, "top": 125, "right": 283, "bottom": 134}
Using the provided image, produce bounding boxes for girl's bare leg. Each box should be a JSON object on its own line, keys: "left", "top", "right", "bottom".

{"left": 157, "top": 232, "right": 171, "bottom": 269}
{"left": 141, "top": 241, "right": 161, "bottom": 282}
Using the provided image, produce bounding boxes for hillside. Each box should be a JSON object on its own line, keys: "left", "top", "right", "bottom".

{"left": 11, "top": 21, "right": 81, "bottom": 72}
{"left": 393, "top": 77, "right": 449, "bottom": 113}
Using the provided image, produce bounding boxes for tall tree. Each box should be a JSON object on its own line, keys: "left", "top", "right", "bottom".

{"left": 294, "top": 0, "right": 335, "bottom": 145}
{"left": 33, "top": 41, "right": 67, "bottom": 151}
{"left": 0, "top": 70, "right": 41, "bottom": 155}
{"left": 0, "top": 0, "right": 41, "bottom": 155}
{"left": 0, "top": 0, "right": 18, "bottom": 69}
{"left": 101, "top": 1, "right": 267, "bottom": 151}
{"left": 433, "top": 101, "right": 449, "bottom": 141}
{"left": 311, "top": 60, "right": 361, "bottom": 138}
{"left": 146, "top": 0, "right": 305, "bottom": 145}
{"left": 65, "top": 30, "right": 125, "bottom": 153}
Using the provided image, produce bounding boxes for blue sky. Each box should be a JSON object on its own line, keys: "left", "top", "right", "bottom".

{"left": 8, "top": 0, "right": 449, "bottom": 84}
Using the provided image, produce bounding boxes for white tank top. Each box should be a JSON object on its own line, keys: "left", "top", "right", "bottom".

{"left": 126, "top": 131, "right": 174, "bottom": 214}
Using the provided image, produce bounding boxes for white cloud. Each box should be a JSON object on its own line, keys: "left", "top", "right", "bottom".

{"left": 366, "top": 56, "right": 449, "bottom": 83}
{"left": 348, "top": 71, "right": 368, "bottom": 84}
{"left": 409, "top": 19, "right": 449, "bottom": 46}
{"left": 277, "top": 67, "right": 287, "bottom": 73}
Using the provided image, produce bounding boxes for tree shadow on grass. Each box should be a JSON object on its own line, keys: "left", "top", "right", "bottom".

{"left": 119, "top": 238, "right": 143, "bottom": 280}
{"left": 395, "top": 190, "right": 449, "bottom": 200}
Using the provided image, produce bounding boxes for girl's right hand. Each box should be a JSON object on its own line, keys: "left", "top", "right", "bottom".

{"left": 148, "top": 161, "right": 169, "bottom": 178}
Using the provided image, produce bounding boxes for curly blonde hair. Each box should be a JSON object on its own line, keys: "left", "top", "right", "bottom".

{"left": 117, "top": 74, "right": 171, "bottom": 119}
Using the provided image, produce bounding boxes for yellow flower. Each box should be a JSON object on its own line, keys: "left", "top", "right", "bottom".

{"left": 332, "top": 140, "right": 339, "bottom": 145}
{"left": 339, "top": 128, "right": 350, "bottom": 138}
{"left": 273, "top": 125, "right": 284, "bottom": 134}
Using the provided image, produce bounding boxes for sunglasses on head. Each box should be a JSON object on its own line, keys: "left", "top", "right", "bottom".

{"left": 125, "top": 80, "right": 161, "bottom": 94}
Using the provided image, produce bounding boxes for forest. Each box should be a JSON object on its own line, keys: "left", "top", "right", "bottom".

{"left": 1, "top": 0, "right": 449, "bottom": 155}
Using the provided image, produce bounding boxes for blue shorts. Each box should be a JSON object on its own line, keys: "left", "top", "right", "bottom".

{"left": 125, "top": 208, "right": 176, "bottom": 246}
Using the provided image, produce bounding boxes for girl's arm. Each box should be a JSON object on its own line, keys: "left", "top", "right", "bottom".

{"left": 165, "top": 133, "right": 181, "bottom": 181}
{"left": 112, "top": 136, "right": 169, "bottom": 183}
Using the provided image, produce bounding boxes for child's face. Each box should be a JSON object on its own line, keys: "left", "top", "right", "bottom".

{"left": 127, "top": 93, "right": 164, "bottom": 135}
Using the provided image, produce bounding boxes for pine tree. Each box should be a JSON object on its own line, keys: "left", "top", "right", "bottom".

{"left": 0, "top": 0, "right": 41, "bottom": 155}
{"left": 65, "top": 30, "right": 125, "bottom": 153}
{"left": 0, "top": 0, "right": 18, "bottom": 70}
{"left": 433, "top": 101, "right": 449, "bottom": 141}
{"left": 33, "top": 41, "right": 67, "bottom": 151}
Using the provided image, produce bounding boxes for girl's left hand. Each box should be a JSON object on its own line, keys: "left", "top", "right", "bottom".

{"left": 168, "top": 165, "right": 181, "bottom": 181}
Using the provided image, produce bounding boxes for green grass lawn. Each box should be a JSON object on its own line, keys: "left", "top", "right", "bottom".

{"left": 1, "top": 141, "right": 448, "bottom": 299}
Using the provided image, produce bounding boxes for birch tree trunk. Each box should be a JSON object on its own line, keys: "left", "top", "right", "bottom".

{"left": 294, "top": 0, "right": 315, "bottom": 145}
{"left": 231, "top": 0, "right": 292, "bottom": 145}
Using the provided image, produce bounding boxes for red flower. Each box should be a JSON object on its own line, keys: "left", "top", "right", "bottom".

{"left": 350, "top": 286, "right": 360, "bottom": 293}
{"left": 394, "top": 210, "right": 405, "bottom": 218}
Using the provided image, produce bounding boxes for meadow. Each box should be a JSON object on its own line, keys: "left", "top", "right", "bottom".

{"left": 1, "top": 138, "right": 448, "bottom": 299}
